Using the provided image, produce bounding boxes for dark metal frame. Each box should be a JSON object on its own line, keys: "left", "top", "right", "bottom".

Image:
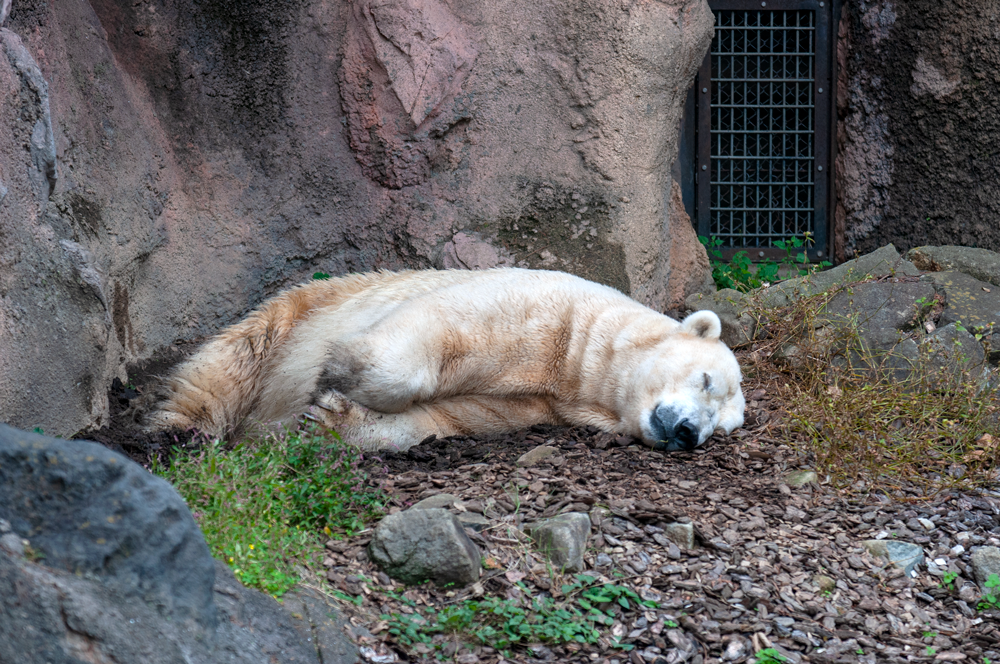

{"left": 689, "top": 0, "right": 834, "bottom": 262}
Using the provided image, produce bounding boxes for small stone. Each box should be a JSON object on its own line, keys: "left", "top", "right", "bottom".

{"left": 0, "top": 518, "right": 10, "bottom": 533}
{"left": 596, "top": 552, "right": 612, "bottom": 567}
{"left": 959, "top": 584, "right": 979, "bottom": 603}
{"left": 368, "top": 508, "right": 481, "bottom": 586}
{"left": 917, "top": 518, "right": 936, "bottom": 531}
{"left": 784, "top": 470, "right": 818, "bottom": 487}
{"left": 813, "top": 574, "right": 836, "bottom": 593}
{"left": 525, "top": 512, "right": 591, "bottom": 573}
{"left": 862, "top": 540, "right": 924, "bottom": 575}
{"left": 516, "top": 445, "right": 558, "bottom": 467}
{"left": 662, "top": 522, "right": 695, "bottom": 550}
{"left": 951, "top": 545, "right": 965, "bottom": 556}
{"left": 410, "top": 494, "right": 457, "bottom": 510}
{"left": 721, "top": 636, "right": 748, "bottom": 661}
{"left": 0, "top": 533, "right": 25, "bottom": 557}
{"left": 970, "top": 546, "right": 1000, "bottom": 586}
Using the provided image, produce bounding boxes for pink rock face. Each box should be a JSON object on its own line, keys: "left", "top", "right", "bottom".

{"left": 0, "top": 0, "right": 713, "bottom": 435}
{"left": 440, "top": 232, "right": 512, "bottom": 270}
{"left": 362, "top": 0, "right": 477, "bottom": 128}
{"left": 340, "top": 0, "right": 476, "bottom": 188}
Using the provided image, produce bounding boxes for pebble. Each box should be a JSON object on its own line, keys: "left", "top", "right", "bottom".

{"left": 516, "top": 445, "right": 558, "bottom": 467}
{"left": 784, "top": 470, "right": 818, "bottom": 487}
{"left": 596, "top": 553, "right": 612, "bottom": 567}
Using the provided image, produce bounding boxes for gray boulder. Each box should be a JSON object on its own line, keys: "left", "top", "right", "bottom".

{"left": 908, "top": 246, "right": 1000, "bottom": 288}
{"left": 759, "top": 244, "right": 920, "bottom": 309}
{"left": 525, "top": 512, "right": 591, "bottom": 573}
{"left": 0, "top": 424, "right": 359, "bottom": 664}
{"left": 368, "top": 508, "right": 481, "bottom": 586}
{"left": 0, "top": 423, "right": 215, "bottom": 627}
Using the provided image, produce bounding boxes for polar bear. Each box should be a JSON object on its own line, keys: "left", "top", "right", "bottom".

{"left": 148, "top": 268, "right": 744, "bottom": 451}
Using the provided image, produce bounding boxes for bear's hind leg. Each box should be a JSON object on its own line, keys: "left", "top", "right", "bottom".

{"left": 308, "top": 392, "right": 563, "bottom": 451}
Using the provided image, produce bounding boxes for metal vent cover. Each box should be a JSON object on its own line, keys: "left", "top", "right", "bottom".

{"left": 694, "top": 0, "right": 832, "bottom": 259}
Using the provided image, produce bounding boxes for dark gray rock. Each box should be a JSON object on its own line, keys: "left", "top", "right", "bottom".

{"left": 917, "top": 323, "right": 986, "bottom": 379}
{"left": 525, "top": 512, "right": 591, "bottom": 572}
{"left": 909, "top": 245, "right": 1000, "bottom": 288}
{"left": 0, "top": 424, "right": 360, "bottom": 664}
{"left": 368, "top": 508, "right": 481, "bottom": 586}
{"left": 0, "top": 423, "right": 216, "bottom": 627}
{"left": 782, "top": 280, "right": 935, "bottom": 381}
{"left": 0, "top": 551, "right": 331, "bottom": 664}
{"left": 760, "top": 244, "right": 920, "bottom": 309}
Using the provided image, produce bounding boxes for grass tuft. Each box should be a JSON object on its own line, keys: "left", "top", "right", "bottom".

{"left": 154, "top": 422, "right": 387, "bottom": 596}
{"left": 744, "top": 285, "right": 1000, "bottom": 494}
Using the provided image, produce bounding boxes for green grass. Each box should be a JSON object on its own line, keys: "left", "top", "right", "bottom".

{"left": 154, "top": 423, "right": 387, "bottom": 596}
{"left": 382, "top": 574, "right": 657, "bottom": 655}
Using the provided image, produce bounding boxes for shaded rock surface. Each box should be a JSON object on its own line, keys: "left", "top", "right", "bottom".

{"left": 0, "top": 424, "right": 360, "bottom": 664}
{"left": 909, "top": 246, "right": 1000, "bottom": 288}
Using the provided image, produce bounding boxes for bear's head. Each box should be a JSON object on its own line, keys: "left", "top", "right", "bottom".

{"left": 629, "top": 310, "right": 744, "bottom": 451}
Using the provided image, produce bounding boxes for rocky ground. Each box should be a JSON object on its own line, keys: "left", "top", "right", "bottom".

{"left": 311, "top": 386, "right": 1000, "bottom": 664}
{"left": 84, "top": 341, "right": 1000, "bottom": 664}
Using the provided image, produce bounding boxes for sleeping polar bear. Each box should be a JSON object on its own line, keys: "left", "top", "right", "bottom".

{"left": 148, "top": 268, "right": 744, "bottom": 451}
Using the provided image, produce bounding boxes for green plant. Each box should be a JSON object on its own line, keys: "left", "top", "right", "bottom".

{"left": 154, "top": 423, "right": 386, "bottom": 596}
{"left": 699, "top": 233, "right": 830, "bottom": 293}
{"left": 923, "top": 630, "right": 938, "bottom": 639}
{"left": 382, "top": 575, "right": 656, "bottom": 654}
{"left": 942, "top": 571, "right": 959, "bottom": 589}
{"left": 754, "top": 648, "right": 787, "bottom": 664}
{"left": 926, "top": 646, "right": 938, "bottom": 657}
{"left": 980, "top": 573, "right": 1000, "bottom": 611}
{"left": 313, "top": 271, "right": 331, "bottom": 280}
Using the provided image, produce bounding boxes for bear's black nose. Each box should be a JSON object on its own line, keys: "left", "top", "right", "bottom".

{"left": 674, "top": 418, "right": 699, "bottom": 451}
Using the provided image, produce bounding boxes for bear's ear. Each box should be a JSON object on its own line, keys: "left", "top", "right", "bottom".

{"left": 681, "top": 310, "right": 722, "bottom": 341}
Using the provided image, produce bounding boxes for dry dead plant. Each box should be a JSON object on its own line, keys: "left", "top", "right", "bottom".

{"left": 741, "top": 282, "right": 1000, "bottom": 496}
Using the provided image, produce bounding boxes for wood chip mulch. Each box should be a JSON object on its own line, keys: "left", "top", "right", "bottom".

{"left": 321, "top": 406, "right": 1000, "bottom": 664}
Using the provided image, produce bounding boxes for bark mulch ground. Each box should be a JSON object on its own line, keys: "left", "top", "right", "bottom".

{"left": 320, "top": 411, "right": 1000, "bottom": 664}
{"left": 85, "top": 357, "right": 1000, "bottom": 664}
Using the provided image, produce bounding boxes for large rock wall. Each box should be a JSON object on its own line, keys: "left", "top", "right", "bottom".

{"left": 836, "top": 0, "right": 1000, "bottom": 260}
{"left": 0, "top": 0, "right": 714, "bottom": 436}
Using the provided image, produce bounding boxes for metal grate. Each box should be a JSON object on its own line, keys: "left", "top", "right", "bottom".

{"left": 712, "top": 10, "right": 814, "bottom": 246}
{"left": 692, "top": 1, "right": 831, "bottom": 258}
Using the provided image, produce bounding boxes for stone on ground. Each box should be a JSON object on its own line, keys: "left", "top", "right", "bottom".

{"left": 861, "top": 539, "right": 924, "bottom": 575}
{"left": 525, "top": 512, "right": 591, "bottom": 573}
{"left": 410, "top": 493, "right": 457, "bottom": 510}
{"left": 785, "top": 470, "right": 818, "bottom": 487}
{"left": 368, "top": 508, "right": 481, "bottom": 586}
{"left": 908, "top": 245, "right": 1000, "bottom": 288}
{"left": 517, "top": 445, "right": 559, "bottom": 467}
{"left": 662, "top": 522, "right": 696, "bottom": 550}
{"left": 970, "top": 546, "right": 1000, "bottom": 586}
{"left": 0, "top": 424, "right": 355, "bottom": 664}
